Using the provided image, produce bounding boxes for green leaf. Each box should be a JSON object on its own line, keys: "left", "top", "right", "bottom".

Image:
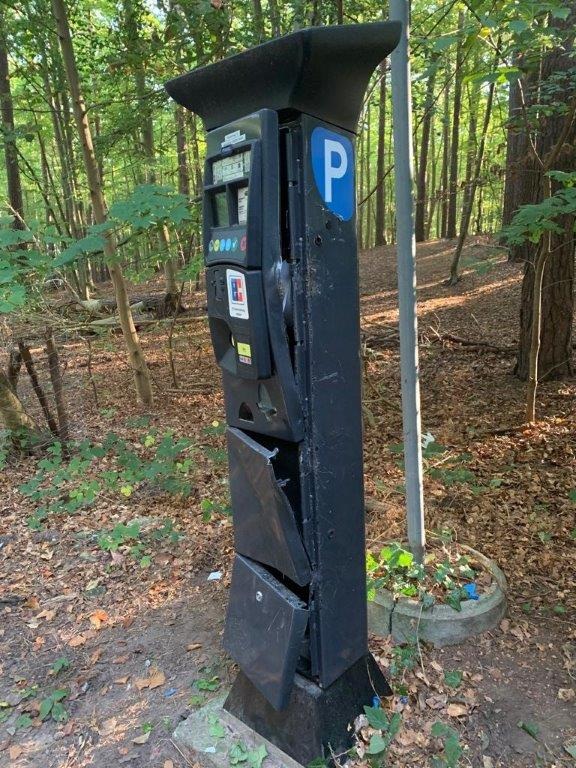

{"left": 444, "top": 670, "right": 463, "bottom": 689}
{"left": 51, "top": 657, "right": 70, "bottom": 675}
{"left": 366, "top": 733, "right": 387, "bottom": 755}
{"left": 306, "top": 759, "right": 328, "bottom": 768}
{"left": 51, "top": 701, "right": 68, "bottom": 723}
{"left": 52, "top": 689, "right": 68, "bottom": 703}
{"left": 196, "top": 675, "right": 220, "bottom": 691}
{"left": 364, "top": 705, "right": 389, "bottom": 730}
{"left": 518, "top": 720, "right": 539, "bottom": 740}
{"left": 564, "top": 742, "right": 576, "bottom": 759}
{"left": 421, "top": 592, "right": 436, "bottom": 610}
{"left": 208, "top": 716, "right": 225, "bottom": 738}
{"left": 247, "top": 744, "right": 268, "bottom": 768}
{"left": 551, "top": 7, "right": 570, "bottom": 19}
{"left": 39, "top": 696, "right": 54, "bottom": 720}
{"left": 229, "top": 742, "right": 249, "bottom": 764}
{"left": 15, "top": 713, "right": 33, "bottom": 730}
{"left": 446, "top": 589, "right": 462, "bottom": 612}
{"left": 53, "top": 233, "right": 107, "bottom": 266}
{"left": 396, "top": 550, "right": 414, "bottom": 568}
{"left": 508, "top": 19, "right": 528, "bottom": 34}
{"left": 432, "top": 34, "right": 459, "bottom": 52}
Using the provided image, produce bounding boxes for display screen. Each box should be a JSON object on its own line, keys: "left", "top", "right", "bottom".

{"left": 213, "top": 150, "right": 251, "bottom": 184}
{"left": 213, "top": 191, "right": 229, "bottom": 227}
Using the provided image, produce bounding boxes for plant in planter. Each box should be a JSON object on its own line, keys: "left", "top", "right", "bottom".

{"left": 367, "top": 538, "right": 507, "bottom": 647}
{"left": 367, "top": 540, "right": 485, "bottom": 612}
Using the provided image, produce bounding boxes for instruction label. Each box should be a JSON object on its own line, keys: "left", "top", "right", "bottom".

{"left": 226, "top": 269, "right": 249, "bottom": 320}
{"left": 221, "top": 129, "right": 246, "bottom": 148}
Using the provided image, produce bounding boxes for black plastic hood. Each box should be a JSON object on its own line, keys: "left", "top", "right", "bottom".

{"left": 165, "top": 21, "right": 401, "bottom": 132}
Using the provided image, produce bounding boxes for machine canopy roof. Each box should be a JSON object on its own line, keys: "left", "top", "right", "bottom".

{"left": 165, "top": 21, "right": 401, "bottom": 133}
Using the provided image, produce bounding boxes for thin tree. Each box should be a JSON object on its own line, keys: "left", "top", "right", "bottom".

{"left": 0, "top": 7, "right": 25, "bottom": 231}
{"left": 374, "top": 62, "right": 387, "bottom": 247}
{"left": 415, "top": 57, "right": 438, "bottom": 242}
{"left": 446, "top": 10, "right": 465, "bottom": 240}
{"left": 51, "top": 0, "right": 153, "bottom": 405}
{"left": 448, "top": 51, "right": 498, "bottom": 285}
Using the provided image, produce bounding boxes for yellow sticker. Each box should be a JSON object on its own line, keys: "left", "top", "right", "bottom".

{"left": 237, "top": 342, "right": 251, "bottom": 357}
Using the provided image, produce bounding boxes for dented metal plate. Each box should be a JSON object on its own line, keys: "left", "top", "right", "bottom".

{"left": 227, "top": 428, "right": 311, "bottom": 586}
{"left": 223, "top": 555, "right": 309, "bottom": 710}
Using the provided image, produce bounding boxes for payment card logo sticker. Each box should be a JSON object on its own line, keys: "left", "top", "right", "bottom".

{"left": 226, "top": 269, "right": 249, "bottom": 320}
{"left": 311, "top": 127, "right": 354, "bottom": 221}
{"left": 236, "top": 341, "right": 252, "bottom": 365}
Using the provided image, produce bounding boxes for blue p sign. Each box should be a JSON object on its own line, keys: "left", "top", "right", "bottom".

{"left": 311, "top": 127, "right": 354, "bottom": 221}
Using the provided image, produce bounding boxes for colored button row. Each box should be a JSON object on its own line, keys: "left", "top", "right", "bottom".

{"left": 208, "top": 235, "right": 247, "bottom": 253}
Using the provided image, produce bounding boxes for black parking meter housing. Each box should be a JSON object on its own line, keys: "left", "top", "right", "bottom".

{"left": 166, "top": 21, "right": 401, "bottom": 765}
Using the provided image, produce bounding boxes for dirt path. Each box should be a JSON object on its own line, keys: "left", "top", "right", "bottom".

{"left": 1, "top": 238, "right": 574, "bottom": 767}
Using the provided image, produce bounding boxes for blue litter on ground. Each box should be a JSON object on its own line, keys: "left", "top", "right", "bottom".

{"left": 463, "top": 583, "right": 480, "bottom": 600}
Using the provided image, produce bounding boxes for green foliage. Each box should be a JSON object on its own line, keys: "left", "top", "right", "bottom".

{"left": 18, "top": 431, "right": 195, "bottom": 530}
{"left": 367, "top": 542, "right": 476, "bottom": 612}
{"left": 443, "top": 670, "right": 463, "bottom": 689}
{"left": 390, "top": 441, "right": 478, "bottom": 489}
{"left": 389, "top": 643, "right": 419, "bottom": 678}
{"left": 207, "top": 714, "right": 225, "bottom": 739}
{"left": 228, "top": 741, "right": 267, "bottom": 768}
{"left": 194, "top": 675, "right": 220, "bottom": 692}
{"left": 360, "top": 706, "right": 402, "bottom": 761}
{"left": 50, "top": 657, "right": 71, "bottom": 676}
{"left": 97, "top": 521, "right": 141, "bottom": 552}
{"left": 38, "top": 689, "right": 68, "bottom": 723}
{"left": 431, "top": 722, "right": 463, "bottom": 768}
{"left": 501, "top": 173, "right": 576, "bottom": 247}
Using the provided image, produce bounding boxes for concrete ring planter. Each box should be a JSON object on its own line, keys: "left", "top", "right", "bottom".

{"left": 368, "top": 545, "right": 508, "bottom": 647}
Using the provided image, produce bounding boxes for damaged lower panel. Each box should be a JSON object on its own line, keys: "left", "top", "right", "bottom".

{"left": 223, "top": 554, "right": 309, "bottom": 710}
{"left": 227, "top": 427, "right": 311, "bottom": 587}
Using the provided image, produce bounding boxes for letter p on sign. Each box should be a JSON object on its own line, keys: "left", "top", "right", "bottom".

{"left": 323, "top": 140, "right": 348, "bottom": 203}
{"left": 311, "top": 126, "right": 354, "bottom": 221}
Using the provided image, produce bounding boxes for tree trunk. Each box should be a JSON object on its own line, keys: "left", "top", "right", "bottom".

{"left": 45, "top": 329, "right": 70, "bottom": 444}
{"left": 374, "top": 63, "right": 387, "bottom": 247}
{"left": 448, "top": 67, "right": 497, "bottom": 285}
{"left": 415, "top": 61, "right": 437, "bottom": 242}
{"left": 0, "top": 8, "right": 25, "bottom": 230}
{"left": 501, "top": 70, "right": 523, "bottom": 233}
{"left": 18, "top": 342, "right": 60, "bottom": 437}
{"left": 51, "top": 0, "right": 153, "bottom": 405}
{"left": 252, "top": 0, "right": 265, "bottom": 42}
{"left": 446, "top": 10, "right": 465, "bottom": 240}
{"left": 0, "top": 371, "right": 38, "bottom": 435}
{"left": 268, "top": 0, "right": 281, "bottom": 36}
{"left": 440, "top": 73, "right": 450, "bottom": 238}
{"left": 514, "top": 12, "right": 576, "bottom": 383}
{"left": 175, "top": 106, "right": 190, "bottom": 198}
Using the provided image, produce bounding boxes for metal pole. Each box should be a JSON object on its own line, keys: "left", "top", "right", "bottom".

{"left": 389, "top": 0, "right": 426, "bottom": 564}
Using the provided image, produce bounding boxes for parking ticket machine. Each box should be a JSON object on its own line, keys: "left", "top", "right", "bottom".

{"left": 166, "top": 21, "right": 401, "bottom": 765}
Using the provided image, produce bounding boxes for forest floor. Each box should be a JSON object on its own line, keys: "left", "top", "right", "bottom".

{"left": 0, "top": 237, "right": 575, "bottom": 768}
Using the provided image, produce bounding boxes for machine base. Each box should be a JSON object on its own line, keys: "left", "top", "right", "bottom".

{"left": 223, "top": 654, "right": 392, "bottom": 766}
